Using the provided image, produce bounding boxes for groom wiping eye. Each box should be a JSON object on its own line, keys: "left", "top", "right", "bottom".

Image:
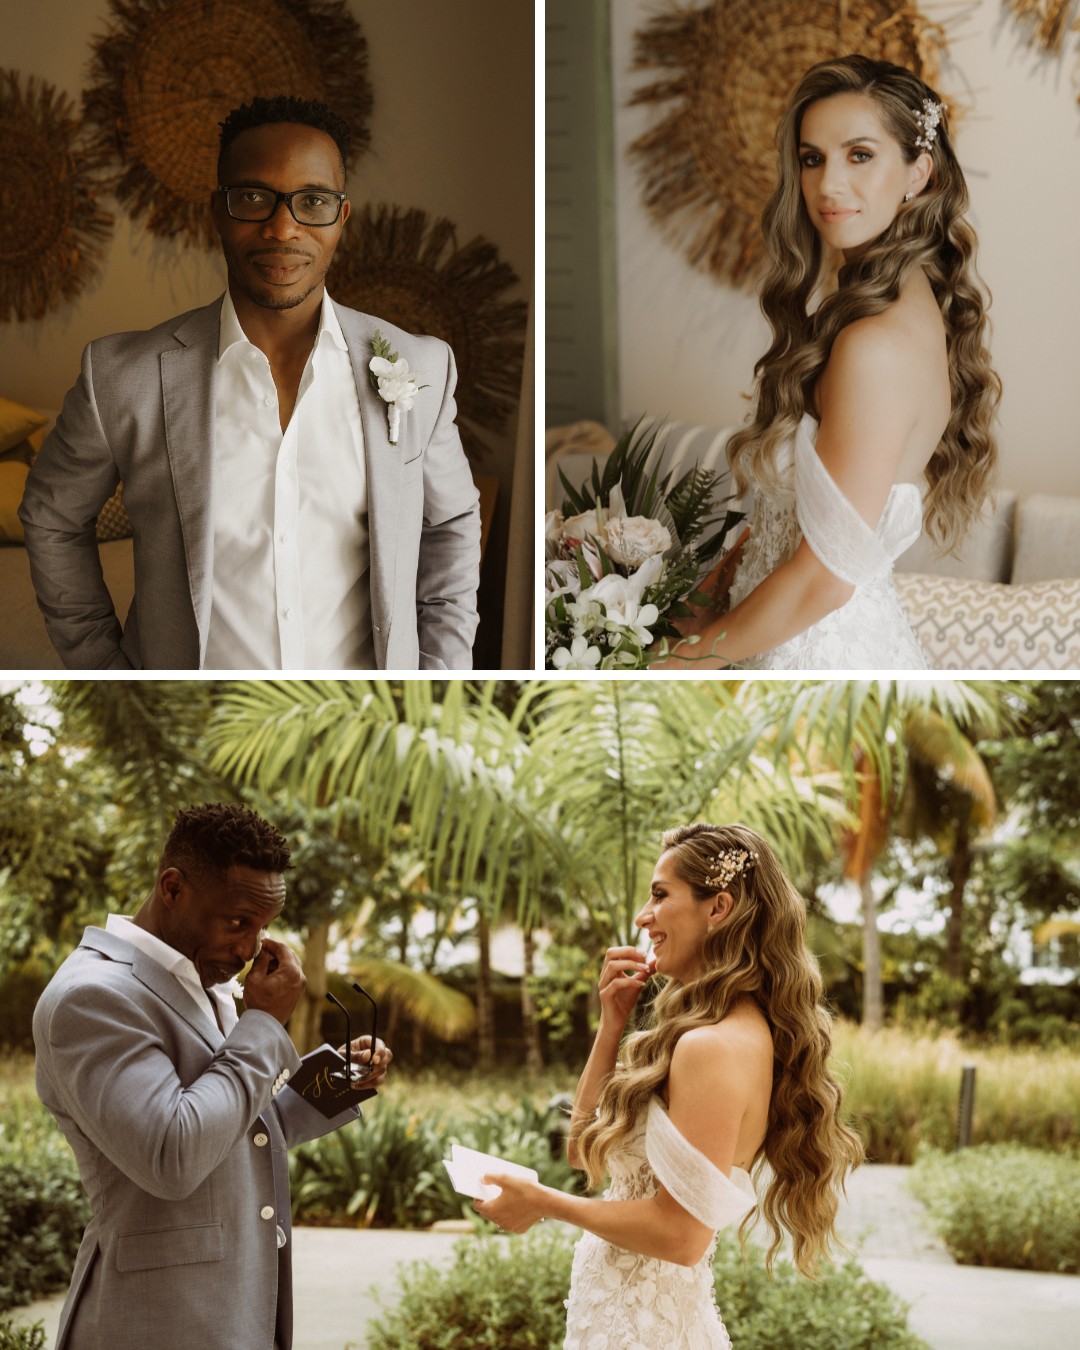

{"left": 20, "top": 94, "right": 481, "bottom": 673}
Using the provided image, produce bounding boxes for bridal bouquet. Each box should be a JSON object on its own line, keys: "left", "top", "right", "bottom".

{"left": 545, "top": 421, "right": 745, "bottom": 669}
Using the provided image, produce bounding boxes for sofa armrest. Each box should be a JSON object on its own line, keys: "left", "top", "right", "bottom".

{"left": 1011, "top": 495, "right": 1080, "bottom": 584}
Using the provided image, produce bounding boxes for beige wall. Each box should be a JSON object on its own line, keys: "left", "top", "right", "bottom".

{"left": 1, "top": 0, "right": 533, "bottom": 663}
{"left": 611, "top": 0, "right": 1080, "bottom": 498}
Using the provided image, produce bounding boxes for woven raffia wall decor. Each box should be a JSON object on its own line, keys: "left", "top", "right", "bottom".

{"left": 328, "top": 205, "right": 528, "bottom": 464}
{"left": 0, "top": 70, "right": 114, "bottom": 322}
{"left": 628, "top": 0, "right": 952, "bottom": 289}
{"left": 1003, "top": 0, "right": 1080, "bottom": 102}
{"left": 82, "top": 0, "right": 372, "bottom": 248}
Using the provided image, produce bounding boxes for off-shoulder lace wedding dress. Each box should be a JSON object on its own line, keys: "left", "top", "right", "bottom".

{"left": 727, "top": 413, "right": 927, "bottom": 668}
{"left": 563, "top": 1097, "right": 757, "bottom": 1350}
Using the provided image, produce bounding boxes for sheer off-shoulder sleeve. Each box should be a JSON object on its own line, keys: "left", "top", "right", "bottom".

{"left": 645, "top": 1097, "right": 757, "bottom": 1231}
{"left": 794, "top": 420, "right": 922, "bottom": 585}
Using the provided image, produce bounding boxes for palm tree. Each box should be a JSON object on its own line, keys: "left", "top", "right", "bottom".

{"left": 738, "top": 680, "right": 1017, "bottom": 1028}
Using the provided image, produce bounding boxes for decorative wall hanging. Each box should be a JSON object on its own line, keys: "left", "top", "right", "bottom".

{"left": 82, "top": 0, "right": 372, "bottom": 248}
{"left": 328, "top": 205, "right": 528, "bottom": 463}
{"left": 0, "top": 71, "right": 114, "bottom": 322}
{"left": 628, "top": 0, "right": 952, "bottom": 289}
{"left": 1003, "top": 0, "right": 1080, "bottom": 104}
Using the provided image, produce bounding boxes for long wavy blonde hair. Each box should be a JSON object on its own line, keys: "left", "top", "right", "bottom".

{"left": 575, "top": 823, "right": 863, "bottom": 1274}
{"left": 727, "top": 54, "right": 1000, "bottom": 552}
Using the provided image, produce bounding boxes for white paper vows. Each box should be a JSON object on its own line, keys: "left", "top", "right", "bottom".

{"left": 442, "top": 1143, "right": 538, "bottom": 1201}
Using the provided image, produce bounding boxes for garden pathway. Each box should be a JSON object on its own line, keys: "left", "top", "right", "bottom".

{"left": 10, "top": 1164, "right": 1080, "bottom": 1349}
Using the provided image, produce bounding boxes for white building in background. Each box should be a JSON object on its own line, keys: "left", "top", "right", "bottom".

{"left": 1017, "top": 916, "right": 1080, "bottom": 987}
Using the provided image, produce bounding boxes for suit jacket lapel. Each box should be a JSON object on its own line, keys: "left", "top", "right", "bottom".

{"left": 161, "top": 299, "right": 222, "bottom": 665}
{"left": 334, "top": 302, "right": 407, "bottom": 666}
{"left": 80, "top": 926, "right": 223, "bottom": 1050}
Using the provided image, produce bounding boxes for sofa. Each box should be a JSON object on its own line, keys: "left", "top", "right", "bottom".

{"left": 1, "top": 396, "right": 131, "bottom": 669}
{"left": 546, "top": 418, "right": 1080, "bottom": 671}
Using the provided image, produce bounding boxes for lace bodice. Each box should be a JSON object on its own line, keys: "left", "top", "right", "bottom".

{"left": 728, "top": 413, "right": 927, "bottom": 669}
{"left": 563, "top": 1098, "right": 756, "bottom": 1350}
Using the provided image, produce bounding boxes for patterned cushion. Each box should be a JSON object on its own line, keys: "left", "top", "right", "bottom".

{"left": 896, "top": 572, "right": 1080, "bottom": 670}
{"left": 0, "top": 396, "right": 47, "bottom": 456}
{"left": 96, "top": 487, "right": 133, "bottom": 542}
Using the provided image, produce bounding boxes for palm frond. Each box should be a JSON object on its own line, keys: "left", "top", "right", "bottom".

{"left": 348, "top": 955, "right": 477, "bottom": 1040}
{"left": 206, "top": 681, "right": 567, "bottom": 919}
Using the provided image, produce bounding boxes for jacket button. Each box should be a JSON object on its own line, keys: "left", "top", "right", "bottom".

{"left": 254, "top": 1133, "right": 269, "bottom": 1147}
{"left": 261, "top": 1206, "right": 275, "bottom": 1220}
{"left": 281, "top": 1068, "right": 290, "bottom": 1080}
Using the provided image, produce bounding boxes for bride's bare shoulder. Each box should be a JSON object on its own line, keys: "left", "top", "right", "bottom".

{"left": 671, "top": 1004, "right": 773, "bottom": 1081}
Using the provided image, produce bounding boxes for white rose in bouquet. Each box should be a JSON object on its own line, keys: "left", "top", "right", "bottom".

{"left": 601, "top": 515, "right": 672, "bottom": 568}
{"left": 545, "top": 510, "right": 564, "bottom": 542}
{"left": 560, "top": 508, "right": 602, "bottom": 546}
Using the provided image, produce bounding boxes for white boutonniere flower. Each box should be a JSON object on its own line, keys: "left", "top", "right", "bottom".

{"left": 369, "top": 330, "right": 425, "bottom": 445}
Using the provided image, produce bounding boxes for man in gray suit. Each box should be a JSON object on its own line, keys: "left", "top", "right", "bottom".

{"left": 33, "top": 802, "right": 391, "bottom": 1350}
{"left": 19, "top": 96, "right": 481, "bottom": 670}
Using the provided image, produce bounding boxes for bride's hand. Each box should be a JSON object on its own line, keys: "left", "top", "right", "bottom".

{"left": 598, "top": 946, "right": 656, "bottom": 1029}
{"left": 473, "top": 1174, "right": 548, "bottom": 1233}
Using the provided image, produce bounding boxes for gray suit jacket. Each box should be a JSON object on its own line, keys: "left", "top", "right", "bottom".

{"left": 33, "top": 927, "right": 359, "bottom": 1350}
{"left": 19, "top": 297, "right": 481, "bottom": 670}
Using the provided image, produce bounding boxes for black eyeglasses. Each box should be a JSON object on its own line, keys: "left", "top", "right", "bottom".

{"left": 325, "top": 982, "right": 378, "bottom": 1082}
{"left": 216, "top": 185, "right": 348, "bottom": 226}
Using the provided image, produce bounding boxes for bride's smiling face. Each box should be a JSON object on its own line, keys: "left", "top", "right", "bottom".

{"left": 634, "top": 850, "right": 720, "bottom": 984}
{"left": 798, "top": 92, "right": 929, "bottom": 260}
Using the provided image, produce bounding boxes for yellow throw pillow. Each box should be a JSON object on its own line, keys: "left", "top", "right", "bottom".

{"left": 0, "top": 461, "right": 29, "bottom": 542}
{"left": 0, "top": 396, "right": 48, "bottom": 457}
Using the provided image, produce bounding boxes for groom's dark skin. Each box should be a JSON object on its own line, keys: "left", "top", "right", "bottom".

{"left": 210, "top": 122, "right": 352, "bottom": 432}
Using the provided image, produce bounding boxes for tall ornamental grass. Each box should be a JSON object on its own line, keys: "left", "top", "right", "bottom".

{"left": 831, "top": 1023, "right": 1080, "bottom": 1162}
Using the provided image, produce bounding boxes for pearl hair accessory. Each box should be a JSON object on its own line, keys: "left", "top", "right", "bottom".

{"left": 703, "top": 846, "right": 758, "bottom": 890}
{"left": 912, "top": 98, "right": 945, "bottom": 152}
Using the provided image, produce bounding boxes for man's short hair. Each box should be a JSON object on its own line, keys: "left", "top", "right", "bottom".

{"left": 161, "top": 803, "right": 291, "bottom": 884}
{"left": 217, "top": 96, "right": 351, "bottom": 180}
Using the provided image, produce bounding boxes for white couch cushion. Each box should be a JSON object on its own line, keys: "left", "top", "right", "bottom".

{"left": 1011, "top": 495, "right": 1080, "bottom": 584}
{"left": 896, "top": 572, "right": 1080, "bottom": 669}
{"left": 896, "top": 492, "right": 1016, "bottom": 583}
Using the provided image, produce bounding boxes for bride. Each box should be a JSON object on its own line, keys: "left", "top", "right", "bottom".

{"left": 653, "top": 55, "right": 1000, "bottom": 670}
{"left": 474, "top": 823, "right": 863, "bottom": 1349}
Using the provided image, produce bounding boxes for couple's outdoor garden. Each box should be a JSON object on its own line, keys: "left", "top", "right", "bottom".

{"left": 1, "top": 679, "right": 1078, "bottom": 1348}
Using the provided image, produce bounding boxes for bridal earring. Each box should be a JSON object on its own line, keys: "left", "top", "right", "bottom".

{"left": 903, "top": 192, "right": 914, "bottom": 203}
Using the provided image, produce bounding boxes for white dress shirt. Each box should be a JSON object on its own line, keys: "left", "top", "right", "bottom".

{"left": 205, "top": 290, "right": 375, "bottom": 669}
{"left": 105, "top": 914, "right": 240, "bottom": 1033}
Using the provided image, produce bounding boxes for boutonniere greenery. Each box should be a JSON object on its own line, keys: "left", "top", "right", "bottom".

{"left": 369, "top": 331, "right": 425, "bottom": 445}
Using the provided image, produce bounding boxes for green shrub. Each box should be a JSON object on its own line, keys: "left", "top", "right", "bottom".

{"left": 364, "top": 1228, "right": 927, "bottom": 1350}
{"left": 910, "top": 1144, "right": 1080, "bottom": 1273}
{"left": 290, "top": 1097, "right": 584, "bottom": 1229}
{"left": 711, "top": 1237, "right": 927, "bottom": 1349}
{"left": 364, "top": 1227, "right": 574, "bottom": 1349}
{"left": 0, "top": 1159, "right": 88, "bottom": 1313}
{"left": 0, "top": 1318, "right": 46, "bottom": 1350}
